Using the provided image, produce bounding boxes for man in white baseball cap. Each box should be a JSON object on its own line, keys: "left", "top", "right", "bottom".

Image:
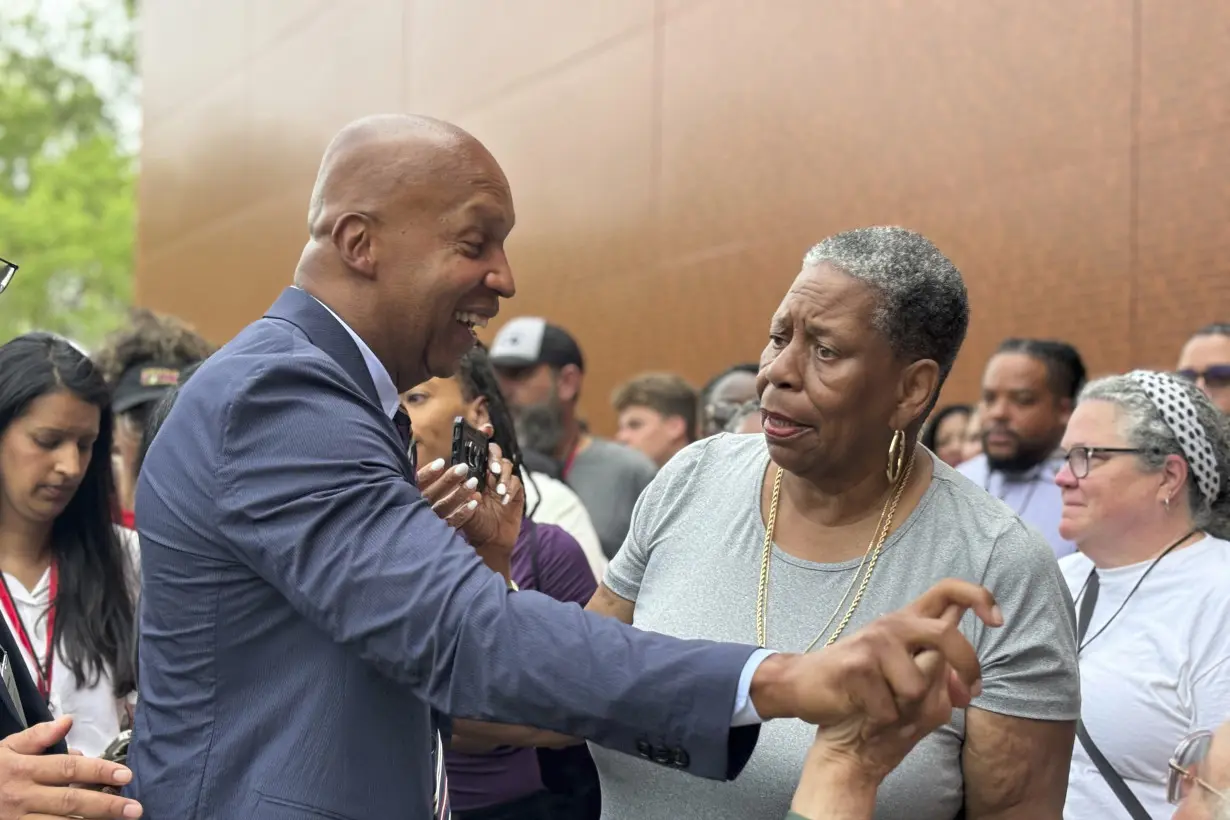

{"left": 491, "top": 317, "right": 657, "bottom": 559}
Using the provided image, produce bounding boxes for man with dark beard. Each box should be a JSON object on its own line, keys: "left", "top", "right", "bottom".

{"left": 490, "top": 317, "right": 657, "bottom": 558}
{"left": 958, "top": 339, "right": 1086, "bottom": 558}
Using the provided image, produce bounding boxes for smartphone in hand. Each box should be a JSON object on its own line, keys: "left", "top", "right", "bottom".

{"left": 451, "top": 417, "right": 490, "bottom": 482}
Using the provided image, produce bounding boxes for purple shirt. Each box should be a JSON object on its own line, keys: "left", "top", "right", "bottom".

{"left": 444, "top": 519, "right": 599, "bottom": 811}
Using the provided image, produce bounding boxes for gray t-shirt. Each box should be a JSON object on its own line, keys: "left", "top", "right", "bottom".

{"left": 593, "top": 433, "right": 1080, "bottom": 820}
{"left": 567, "top": 437, "right": 657, "bottom": 559}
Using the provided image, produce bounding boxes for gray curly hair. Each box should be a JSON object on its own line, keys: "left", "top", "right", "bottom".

{"left": 803, "top": 227, "right": 969, "bottom": 415}
{"left": 1079, "top": 373, "right": 1230, "bottom": 538}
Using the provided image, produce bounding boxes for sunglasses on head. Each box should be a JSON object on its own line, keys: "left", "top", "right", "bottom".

{"left": 0, "top": 258, "right": 16, "bottom": 294}
{"left": 1177, "top": 365, "right": 1230, "bottom": 390}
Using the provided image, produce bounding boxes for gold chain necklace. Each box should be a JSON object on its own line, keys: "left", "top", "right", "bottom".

{"left": 755, "top": 453, "right": 915, "bottom": 651}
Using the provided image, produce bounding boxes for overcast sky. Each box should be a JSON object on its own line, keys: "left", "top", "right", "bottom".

{"left": 2, "top": 0, "right": 141, "bottom": 151}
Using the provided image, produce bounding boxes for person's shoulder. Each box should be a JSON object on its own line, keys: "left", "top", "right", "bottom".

{"left": 1173, "top": 535, "right": 1230, "bottom": 594}
{"left": 521, "top": 521, "right": 597, "bottom": 600}
{"left": 1056, "top": 548, "right": 1092, "bottom": 592}
{"left": 928, "top": 457, "right": 1022, "bottom": 535}
{"left": 528, "top": 470, "right": 578, "bottom": 501}
{"left": 955, "top": 453, "right": 988, "bottom": 480}
{"left": 926, "top": 457, "right": 1055, "bottom": 567}
{"left": 528, "top": 471, "right": 590, "bottom": 515}
{"left": 644, "top": 433, "right": 767, "bottom": 498}
{"left": 666, "top": 432, "right": 766, "bottom": 470}
{"left": 530, "top": 520, "right": 585, "bottom": 560}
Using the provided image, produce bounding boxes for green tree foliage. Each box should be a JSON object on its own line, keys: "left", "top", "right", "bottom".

{"left": 0, "top": 2, "right": 137, "bottom": 346}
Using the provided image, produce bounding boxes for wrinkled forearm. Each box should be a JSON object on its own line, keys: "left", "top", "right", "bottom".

{"left": 790, "top": 753, "right": 881, "bottom": 820}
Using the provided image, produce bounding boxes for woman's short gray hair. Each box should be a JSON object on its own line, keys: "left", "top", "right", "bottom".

{"left": 1080, "top": 373, "right": 1230, "bottom": 538}
{"left": 803, "top": 226, "right": 969, "bottom": 386}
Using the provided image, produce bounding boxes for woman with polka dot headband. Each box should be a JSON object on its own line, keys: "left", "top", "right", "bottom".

{"left": 1054, "top": 371, "right": 1230, "bottom": 819}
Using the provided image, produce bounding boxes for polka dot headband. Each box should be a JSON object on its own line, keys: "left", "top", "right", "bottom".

{"left": 1126, "top": 370, "right": 1221, "bottom": 504}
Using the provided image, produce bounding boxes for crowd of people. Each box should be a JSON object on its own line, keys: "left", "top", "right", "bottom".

{"left": 0, "top": 114, "right": 1227, "bottom": 820}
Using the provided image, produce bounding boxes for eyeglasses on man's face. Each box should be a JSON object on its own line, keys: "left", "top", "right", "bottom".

{"left": 0, "top": 258, "right": 16, "bottom": 294}
{"left": 1168, "top": 729, "right": 1228, "bottom": 807}
{"left": 1061, "top": 446, "right": 1149, "bottom": 479}
{"left": 1178, "top": 366, "right": 1230, "bottom": 392}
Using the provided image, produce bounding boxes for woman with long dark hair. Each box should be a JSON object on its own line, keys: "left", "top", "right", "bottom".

{"left": 402, "top": 343, "right": 599, "bottom": 820}
{"left": 0, "top": 333, "right": 137, "bottom": 757}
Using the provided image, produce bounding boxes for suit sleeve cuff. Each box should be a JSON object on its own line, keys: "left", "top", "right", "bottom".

{"left": 730, "top": 648, "right": 776, "bottom": 726}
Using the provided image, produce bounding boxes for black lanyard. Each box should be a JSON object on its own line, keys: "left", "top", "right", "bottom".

{"left": 1074, "top": 529, "right": 1196, "bottom": 652}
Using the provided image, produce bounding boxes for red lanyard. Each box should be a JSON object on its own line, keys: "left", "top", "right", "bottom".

{"left": 0, "top": 562, "right": 57, "bottom": 702}
{"left": 561, "top": 447, "right": 578, "bottom": 480}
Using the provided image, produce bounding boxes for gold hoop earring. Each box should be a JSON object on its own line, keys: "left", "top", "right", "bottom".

{"left": 887, "top": 429, "right": 906, "bottom": 483}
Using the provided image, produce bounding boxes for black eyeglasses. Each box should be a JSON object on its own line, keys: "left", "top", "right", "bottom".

{"left": 1178, "top": 366, "right": 1230, "bottom": 391}
{"left": 0, "top": 258, "right": 16, "bottom": 294}
{"left": 1062, "top": 446, "right": 1148, "bottom": 479}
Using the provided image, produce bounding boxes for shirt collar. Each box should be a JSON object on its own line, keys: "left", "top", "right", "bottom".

{"left": 297, "top": 288, "right": 401, "bottom": 419}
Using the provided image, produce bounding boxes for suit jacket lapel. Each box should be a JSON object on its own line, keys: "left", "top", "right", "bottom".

{"left": 1, "top": 620, "right": 26, "bottom": 728}
{"left": 264, "top": 287, "right": 383, "bottom": 411}
{"left": 264, "top": 287, "right": 416, "bottom": 483}
{"left": 1, "top": 620, "right": 60, "bottom": 748}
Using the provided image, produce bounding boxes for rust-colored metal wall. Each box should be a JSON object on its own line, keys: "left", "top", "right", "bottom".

{"left": 137, "top": 0, "right": 1230, "bottom": 435}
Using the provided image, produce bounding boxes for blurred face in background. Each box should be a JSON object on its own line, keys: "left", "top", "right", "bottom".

{"left": 494, "top": 363, "right": 556, "bottom": 410}
{"left": 615, "top": 405, "right": 687, "bottom": 467}
{"left": 1177, "top": 333, "right": 1230, "bottom": 415}
{"left": 400, "top": 377, "right": 489, "bottom": 470}
{"left": 702, "top": 371, "right": 758, "bottom": 437}
{"left": 979, "top": 352, "right": 1069, "bottom": 472}
{"left": 961, "top": 408, "right": 983, "bottom": 463}
{"left": 931, "top": 409, "right": 970, "bottom": 467}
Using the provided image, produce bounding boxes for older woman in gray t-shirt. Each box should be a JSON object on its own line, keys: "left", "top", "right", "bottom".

{"left": 586, "top": 227, "right": 1080, "bottom": 820}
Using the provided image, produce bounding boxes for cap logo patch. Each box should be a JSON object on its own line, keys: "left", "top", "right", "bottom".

{"left": 139, "top": 367, "right": 180, "bottom": 387}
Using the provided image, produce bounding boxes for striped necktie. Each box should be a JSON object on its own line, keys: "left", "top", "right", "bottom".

{"left": 432, "top": 729, "right": 451, "bottom": 819}
{"left": 398, "top": 406, "right": 449, "bottom": 818}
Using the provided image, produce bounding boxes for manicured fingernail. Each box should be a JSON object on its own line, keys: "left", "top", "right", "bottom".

{"left": 971, "top": 680, "right": 983, "bottom": 698}
{"left": 501, "top": 493, "right": 511, "bottom": 506}
{"left": 490, "top": 460, "right": 502, "bottom": 475}
{"left": 125, "top": 804, "right": 143, "bottom": 818}
{"left": 496, "top": 482, "right": 506, "bottom": 495}
{"left": 452, "top": 464, "right": 469, "bottom": 476}
{"left": 991, "top": 605, "right": 1003, "bottom": 625}
{"left": 113, "top": 766, "right": 132, "bottom": 784}
{"left": 464, "top": 477, "right": 478, "bottom": 491}
{"left": 429, "top": 458, "right": 445, "bottom": 471}
{"left": 465, "top": 499, "right": 478, "bottom": 511}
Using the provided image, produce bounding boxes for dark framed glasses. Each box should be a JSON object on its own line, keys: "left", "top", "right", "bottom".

{"left": 1167, "top": 729, "right": 1227, "bottom": 806}
{"left": 1061, "top": 446, "right": 1148, "bottom": 479}
{"left": 0, "top": 258, "right": 15, "bottom": 294}
{"left": 1178, "top": 366, "right": 1230, "bottom": 391}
